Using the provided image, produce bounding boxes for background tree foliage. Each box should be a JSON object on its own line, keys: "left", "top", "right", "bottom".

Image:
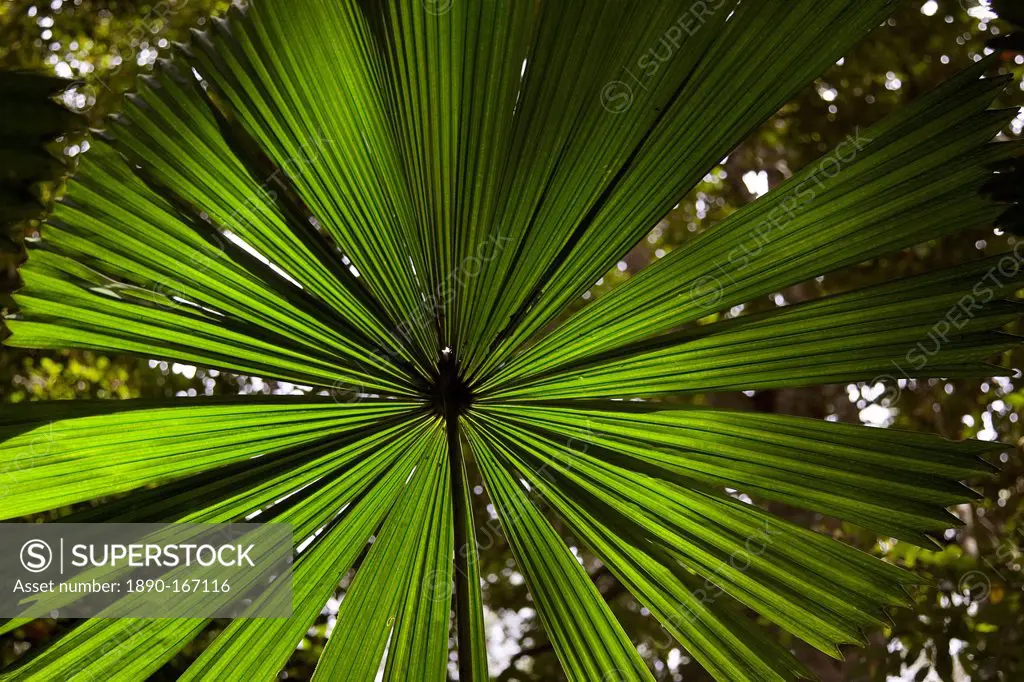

{"left": 0, "top": 1, "right": 1021, "bottom": 680}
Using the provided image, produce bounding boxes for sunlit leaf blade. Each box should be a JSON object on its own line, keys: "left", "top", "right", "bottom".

{"left": 0, "top": 618, "right": 205, "bottom": 682}
{"left": 105, "top": 65, "right": 409, "bottom": 359}
{"left": 466, "top": 419, "right": 655, "bottom": 682}
{"left": 0, "top": 398, "right": 419, "bottom": 519}
{"left": 466, "top": 0, "right": 904, "bottom": 380}
{"left": 366, "top": 0, "right": 536, "bottom": 351}
{"left": 483, "top": 255, "right": 1022, "bottom": 400}
{"left": 312, "top": 427, "right": 451, "bottom": 681}
{"left": 450, "top": 424, "right": 489, "bottom": 682}
{"left": 1, "top": 0, "right": 1020, "bottom": 679}
{"left": 484, "top": 63, "right": 1018, "bottom": 385}
{"left": 180, "top": 425, "right": 431, "bottom": 682}
{"left": 493, "top": 435, "right": 813, "bottom": 681}
{"left": 182, "top": 2, "right": 437, "bottom": 364}
{"left": 7, "top": 135, "right": 419, "bottom": 394}
{"left": 472, "top": 412, "right": 916, "bottom": 658}
{"left": 1, "top": 421, "right": 435, "bottom": 679}
{"left": 478, "top": 402, "right": 1000, "bottom": 543}
{"left": 1, "top": 416, "right": 433, "bottom": 655}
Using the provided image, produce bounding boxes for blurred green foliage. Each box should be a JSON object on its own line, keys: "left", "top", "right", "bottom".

{"left": 0, "top": 0, "right": 231, "bottom": 122}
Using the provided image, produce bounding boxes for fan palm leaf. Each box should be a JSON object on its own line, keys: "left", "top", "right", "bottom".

{"left": 1, "top": 1, "right": 1021, "bottom": 680}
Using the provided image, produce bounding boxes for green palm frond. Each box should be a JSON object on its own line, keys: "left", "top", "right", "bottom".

{"left": 1, "top": 1, "right": 1021, "bottom": 681}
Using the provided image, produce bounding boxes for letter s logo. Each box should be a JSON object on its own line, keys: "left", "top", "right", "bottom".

{"left": 21, "top": 539, "right": 52, "bottom": 573}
